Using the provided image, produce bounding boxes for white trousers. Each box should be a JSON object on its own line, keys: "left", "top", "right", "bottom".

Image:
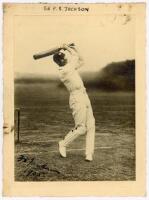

{"left": 62, "top": 89, "right": 95, "bottom": 156}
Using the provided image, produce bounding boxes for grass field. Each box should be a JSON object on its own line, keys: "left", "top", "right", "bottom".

{"left": 15, "top": 83, "right": 135, "bottom": 181}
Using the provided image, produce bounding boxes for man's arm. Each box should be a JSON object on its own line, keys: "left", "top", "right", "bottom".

{"left": 62, "top": 44, "right": 84, "bottom": 70}
{"left": 70, "top": 45, "right": 84, "bottom": 69}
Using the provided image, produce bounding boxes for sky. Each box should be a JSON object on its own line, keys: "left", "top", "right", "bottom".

{"left": 14, "top": 14, "right": 135, "bottom": 77}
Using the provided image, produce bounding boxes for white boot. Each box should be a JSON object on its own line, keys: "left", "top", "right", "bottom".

{"left": 85, "top": 154, "right": 93, "bottom": 161}
{"left": 58, "top": 140, "right": 66, "bottom": 158}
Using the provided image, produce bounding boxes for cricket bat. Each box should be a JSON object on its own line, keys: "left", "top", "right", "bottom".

{"left": 33, "top": 43, "right": 75, "bottom": 60}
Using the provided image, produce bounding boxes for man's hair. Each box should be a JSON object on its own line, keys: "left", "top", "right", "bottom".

{"left": 53, "top": 52, "right": 67, "bottom": 67}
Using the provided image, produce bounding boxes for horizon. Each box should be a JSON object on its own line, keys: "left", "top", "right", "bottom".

{"left": 14, "top": 59, "right": 135, "bottom": 92}
{"left": 15, "top": 58, "right": 135, "bottom": 79}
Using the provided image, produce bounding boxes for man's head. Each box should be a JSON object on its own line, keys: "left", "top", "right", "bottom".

{"left": 53, "top": 51, "right": 67, "bottom": 67}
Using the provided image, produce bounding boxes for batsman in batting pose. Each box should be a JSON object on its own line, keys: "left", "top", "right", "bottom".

{"left": 34, "top": 43, "right": 95, "bottom": 161}
{"left": 52, "top": 44, "right": 96, "bottom": 161}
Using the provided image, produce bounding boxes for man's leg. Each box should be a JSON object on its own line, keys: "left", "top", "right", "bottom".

{"left": 85, "top": 103, "right": 95, "bottom": 161}
{"left": 59, "top": 98, "right": 87, "bottom": 157}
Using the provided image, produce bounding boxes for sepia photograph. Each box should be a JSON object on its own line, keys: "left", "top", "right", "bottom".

{"left": 3, "top": 3, "right": 146, "bottom": 196}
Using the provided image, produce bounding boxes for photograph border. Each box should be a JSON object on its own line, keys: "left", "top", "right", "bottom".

{"left": 3, "top": 3, "right": 146, "bottom": 196}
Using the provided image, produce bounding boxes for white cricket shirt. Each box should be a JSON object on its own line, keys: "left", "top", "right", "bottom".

{"left": 58, "top": 63, "right": 85, "bottom": 93}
